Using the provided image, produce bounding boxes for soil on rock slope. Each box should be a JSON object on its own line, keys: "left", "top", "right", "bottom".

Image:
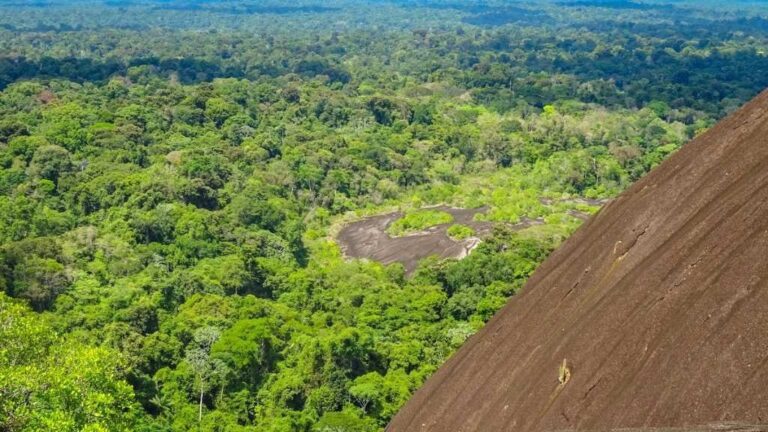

{"left": 386, "top": 89, "right": 768, "bottom": 432}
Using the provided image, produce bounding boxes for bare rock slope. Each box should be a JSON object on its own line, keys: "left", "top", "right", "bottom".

{"left": 387, "top": 90, "right": 768, "bottom": 431}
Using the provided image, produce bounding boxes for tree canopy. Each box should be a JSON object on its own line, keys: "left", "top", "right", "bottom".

{"left": 1, "top": 1, "right": 766, "bottom": 430}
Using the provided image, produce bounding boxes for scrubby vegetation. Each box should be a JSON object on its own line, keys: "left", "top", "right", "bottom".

{"left": 1, "top": 1, "right": 767, "bottom": 431}
{"left": 388, "top": 210, "right": 454, "bottom": 236}
{"left": 447, "top": 224, "right": 475, "bottom": 241}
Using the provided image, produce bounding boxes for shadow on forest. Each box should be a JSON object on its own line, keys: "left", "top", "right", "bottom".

{"left": 0, "top": 1, "right": 51, "bottom": 7}
{"left": 388, "top": 2, "right": 553, "bottom": 26}
{"left": 555, "top": 0, "right": 675, "bottom": 10}
{"left": 584, "top": 16, "right": 768, "bottom": 36}
{"left": 151, "top": 4, "right": 339, "bottom": 14}
{"left": 461, "top": 9, "right": 553, "bottom": 27}
{"left": 0, "top": 55, "right": 351, "bottom": 89}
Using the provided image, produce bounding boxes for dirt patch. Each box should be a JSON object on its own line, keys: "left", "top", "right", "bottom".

{"left": 387, "top": 90, "right": 768, "bottom": 431}
{"left": 336, "top": 205, "right": 540, "bottom": 274}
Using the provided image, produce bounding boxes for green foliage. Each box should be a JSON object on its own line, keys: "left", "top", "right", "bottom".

{"left": 29, "top": 144, "right": 72, "bottom": 184}
{"left": 0, "top": 1, "right": 760, "bottom": 430}
{"left": 0, "top": 293, "right": 143, "bottom": 431}
{"left": 10, "top": 256, "right": 68, "bottom": 311}
{"left": 387, "top": 210, "right": 454, "bottom": 237}
{"left": 446, "top": 224, "right": 475, "bottom": 241}
{"left": 314, "top": 410, "right": 376, "bottom": 432}
{"left": 212, "top": 318, "right": 282, "bottom": 385}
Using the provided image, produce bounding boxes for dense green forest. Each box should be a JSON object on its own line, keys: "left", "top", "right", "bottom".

{"left": 1, "top": 1, "right": 768, "bottom": 431}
